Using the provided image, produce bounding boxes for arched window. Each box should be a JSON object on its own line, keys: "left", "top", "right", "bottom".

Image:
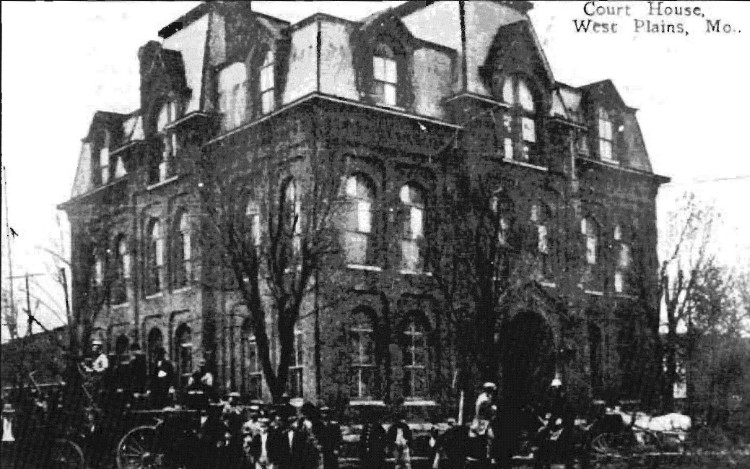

{"left": 613, "top": 224, "right": 631, "bottom": 293}
{"left": 373, "top": 43, "right": 397, "bottom": 106}
{"left": 175, "top": 324, "right": 193, "bottom": 388}
{"left": 490, "top": 193, "right": 514, "bottom": 248}
{"left": 400, "top": 184, "right": 425, "bottom": 272}
{"left": 531, "top": 203, "right": 552, "bottom": 278}
{"left": 501, "top": 76, "right": 540, "bottom": 164}
{"left": 260, "top": 51, "right": 275, "bottom": 114}
{"left": 145, "top": 219, "right": 163, "bottom": 296}
{"left": 240, "top": 325, "right": 263, "bottom": 400}
{"left": 112, "top": 235, "right": 128, "bottom": 304}
{"left": 598, "top": 107, "right": 614, "bottom": 161}
{"left": 282, "top": 179, "right": 301, "bottom": 256}
{"left": 582, "top": 217, "right": 599, "bottom": 266}
{"left": 147, "top": 327, "right": 164, "bottom": 374}
{"left": 93, "top": 252, "right": 105, "bottom": 288}
{"left": 344, "top": 175, "right": 375, "bottom": 265}
{"left": 173, "top": 211, "right": 191, "bottom": 288}
{"left": 287, "top": 331, "right": 304, "bottom": 399}
{"left": 99, "top": 130, "right": 110, "bottom": 185}
{"left": 219, "top": 62, "right": 248, "bottom": 130}
{"left": 403, "top": 317, "right": 428, "bottom": 399}
{"left": 350, "top": 310, "right": 377, "bottom": 400}
{"left": 246, "top": 199, "right": 261, "bottom": 248}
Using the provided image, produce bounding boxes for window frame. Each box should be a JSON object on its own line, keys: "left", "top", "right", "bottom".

{"left": 400, "top": 184, "right": 425, "bottom": 272}
{"left": 402, "top": 318, "right": 428, "bottom": 400}
{"left": 145, "top": 219, "right": 163, "bottom": 296}
{"left": 175, "top": 324, "right": 193, "bottom": 388}
{"left": 598, "top": 107, "right": 614, "bottom": 162}
{"left": 111, "top": 235, "right": 129, "bottom": 304}
{"left": 260, "top": 51, "right": 275, "bottom": 115}
{"left": 287, "top": 331, "right": 304, "bottom": 399}
{"left": 500, "top": 75, "right": 541, "bottom": 165}
{"left": 241, "top": 328, "right": 263, "bottom": 400}
{"left": 350, "top": 314, "right": 377, "bottom": 400}
{"left": 173, "top": 212, "right": 191, "bottom": 289}
{"left": 344, "top": 175, "right": 375, "bottom": 266}
{"left": 372, "top": 43, "right": 398, "bottom": 107}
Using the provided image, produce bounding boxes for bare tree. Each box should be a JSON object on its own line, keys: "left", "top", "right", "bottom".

{"left": 191, "top": 144, "right": 345, "bottom": 402}
{"left": 658, "top": 192, "right": 718, "bottom": 412}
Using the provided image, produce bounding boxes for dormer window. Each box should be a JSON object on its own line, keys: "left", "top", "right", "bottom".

{"left": 598, "top": 107, "right": 614, "bottom": 161}
{"left": 260, "top": 51, "right": 275, "bottom": 115}
{"left": 99, "top": 130, "right": 110, "bottom": 185}
{"left": 219, "top": 63, "right": 248, "bottom": 130}
{"left": 372, "top": 44, "right": 397, "bottom": 107}
{"left": 500, "top": 75, "right": 541, "bottom": 165}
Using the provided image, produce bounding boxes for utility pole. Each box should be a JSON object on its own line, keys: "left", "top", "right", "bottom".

{"left": 3, "top": 165, "right": 18, "bottom": 340}
{"left": 25, "top": 274, "right": 32, "bottom": 336}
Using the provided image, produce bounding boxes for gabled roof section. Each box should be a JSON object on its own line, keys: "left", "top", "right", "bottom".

{"left": 482, "top": 20, "right": 554, "bottom": 87}
{"left": 580, "top": 79, "right": 635, "bottom": 111}
{"left": 84, "top": 111, "right": 127, "bottom": 142}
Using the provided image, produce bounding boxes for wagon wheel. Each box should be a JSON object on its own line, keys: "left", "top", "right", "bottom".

{"left": 50, "top": 438, "right": 86, "bottom": 469}
{"left": 116, "top": 425, "right": 164, "bottom": 469}
{"left": 591, "top": 432, "right": 622, "bottom": 456}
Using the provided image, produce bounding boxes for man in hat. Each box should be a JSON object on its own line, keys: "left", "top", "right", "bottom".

{"left": 319, "top": 406, "right": 342, "bottom": 469}
{"left": 149, "top": 346, "right": 175, "bottom": 408}
{"left": 268, "top": 404, "right": 319, "bottom": 469}
{"left": 85, "top": 340, "right": 109, "bottom": 375}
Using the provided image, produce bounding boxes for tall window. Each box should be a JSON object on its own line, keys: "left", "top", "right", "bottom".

{"left": 400, "top": 184, "right": 424, "bottom": 272}
{"left": 93, "top": 253, "right": 105, "bottom": 287}
{"left": 260, "top": 51, "right": 275, "bottom": 115}
{"left": 344, "top": 175, "right": 374, "bottom": 265}
{"left": 287, "top": 332, "right": 304, "bottom": 399}
{"left": 175, "top": 325, "right": 193, "bottom": 388}
{"left": 112, "top": 235, "right": 128, "bottom": 304}
{"left": 246, "top": 199, "right": 261, "bottom": 248}
{"left": 145, "top": 219, "right": 163, "bottom": 295}
{"left": 502, "top": 76, "right": 538, "bottom": 163}
{"left": 582, "top": 217, "right": 600, "bottom": 289}
{"left": 283, "top": 180, "right": 301, "bottom": 257}
{"left": 173, "top": 212, "right": 191, "bottom": 288}
{"left": 219, "top": 63, "right": 248, "bottom": 130}
{"left": 403, "top": 318, "right": 428, "bottom": 399}
{"left": 373, "top": 44, "right": 397, "bottom": 106}
{"left": 531, "top": 203, "right": 552, "bottom": 278}
{"left": 613, "top": 224, "right": 631, "bottom": 293}
{"left": 598, "top": 107, "right": 614, "bottom": 161}
{"left": 99, "top": 130, "right": 110, "bottom": 185}
{"left": 241, "top": 327, "right": 263, "bottom": 400}
{"left": 350, "top": 312, "right": 377, "bottom": 400}
{"left": 151, "top": 99, "right": 179, "bottom": 184}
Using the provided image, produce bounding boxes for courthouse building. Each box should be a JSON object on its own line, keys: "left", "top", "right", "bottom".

{"left": 59, "top": 1, "right": 668, "bottom": 415}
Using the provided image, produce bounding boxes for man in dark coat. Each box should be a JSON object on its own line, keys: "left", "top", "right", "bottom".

{"left": 268, "top": 407, "right": 319, "bottom": 469}
{"left": 438, "top": 418, "right": 470, "bottom": 469}
{"left": 149, "top": 346, "right": 175, "bottom": 408}
{"left": 128, "top": 343, "right": 148, "bottom": 395}
{"left": 320, "top": 406, "right": 342, "bottom": 469}
{"left": 358, "top": 409, "right": 386, "bottom": 469}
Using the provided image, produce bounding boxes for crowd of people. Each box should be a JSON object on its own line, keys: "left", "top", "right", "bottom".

{"left": 73, "top": 341, "right": 586, "bottom": 469}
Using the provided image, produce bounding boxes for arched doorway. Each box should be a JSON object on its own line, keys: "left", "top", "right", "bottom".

{"left": 147, "top": 327, "right": 164, "bottom": 374}
{"left": 500, "top": 311, "right": 556, "bottom": 409}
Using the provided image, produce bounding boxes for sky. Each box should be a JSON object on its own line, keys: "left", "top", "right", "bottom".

{"left": 2, "top": 1, "right": 749, "bottom": 338}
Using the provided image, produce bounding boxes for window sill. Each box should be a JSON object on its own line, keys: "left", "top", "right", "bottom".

{"left": 145, "top": 292, "right": 164, "bottom": 300}
{"left": 540, "top": 281, "right": 557, "bottom": 288}
{"left": 399, "top": 269, "right": 432, "bottom": 277}
{"left": 111, "top": 301, "right": 129, "bottom": 308}
{"left": 346, "top": 264, "right": 382, "bottom": 272}
{"left": 614, "top": 292, "right": 638, "bottom": 299}
{"left": 349, "top": 400, "right": 386, "bottom": 406}
{"left": 146, "top": 176, "right": 179, "bottom": 191}
{"left": 600, "top": 158, "right": 620, "bottom": 166}
{"left": 172, "top": 286, "right": 193, "bottom": 295}
{"left": 584, "top": 289, "right": 604, "bottom": 296}
{"left": 403, "top": 399, "right": 438, "bottom": 406}
{"left": 502, "top": 157, "right": 548, "bottom": 172}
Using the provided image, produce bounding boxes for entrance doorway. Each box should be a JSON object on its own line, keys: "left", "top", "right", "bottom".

{"left": 500, "top": 311, "right": 556, "bottom": 409}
